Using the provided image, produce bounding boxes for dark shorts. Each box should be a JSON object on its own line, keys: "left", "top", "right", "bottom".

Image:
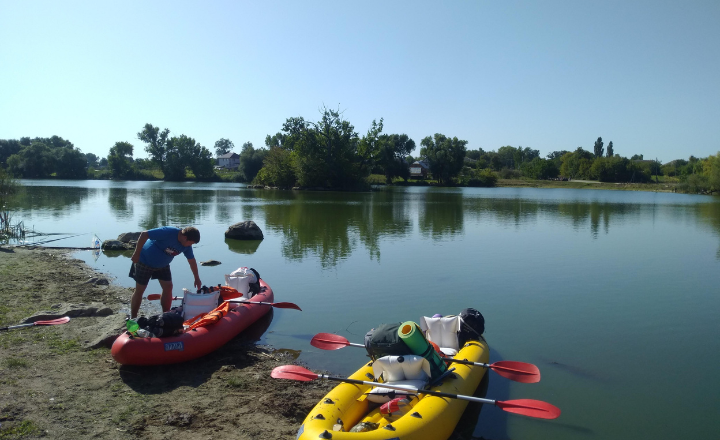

{"left": 129, "top": 262, "right": 172, "bottom": 286}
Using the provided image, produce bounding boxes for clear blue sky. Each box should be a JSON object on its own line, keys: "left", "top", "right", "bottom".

{"left": 2, "top": 0, "right": 718, "bottom": 163}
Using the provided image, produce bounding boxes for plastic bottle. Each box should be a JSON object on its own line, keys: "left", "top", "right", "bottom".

{"left": 126, "top": 319, "right": 139, "bottom": 335}
{"left": 136, "top": 328, "right": 155, "bottom": 338}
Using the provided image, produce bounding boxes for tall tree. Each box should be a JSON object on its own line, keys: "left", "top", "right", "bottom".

{"left": 378, "top": 133, "right": 415, "bottom": 183}
{"left": 594, "top": 137, "right": 604, "bottom": 158}
{"left": 85, "top": 153, "right": 99, "bottom": 168}
{"left": 238, "top": 142, "right": 268, "bottom": 182}
{"left": 6, "top": 142, "right": 53, "bottom": 178}
{"left": 606, "top": 141, "right": 614, "bottom": 157}
{"left": 107, "top": 141, "right": 134, "bottom": 179}
{"left": 55, "top": 148, "right": 88, "bottom": 179}
{"left": 137, "top": 123, "right": 170, "bottom": 171}
{"left": 164, "top": 135, "right": 215, "bottom": 181}
{"left": 420, "top": 133, "right": 468, "bottom": 185}
{"left": 214, "top": 138, "right": 234, "bottom": 156}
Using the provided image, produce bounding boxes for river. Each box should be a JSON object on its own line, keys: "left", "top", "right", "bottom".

{"left": 9, "top": 179, "right": 720, "bottom": 439}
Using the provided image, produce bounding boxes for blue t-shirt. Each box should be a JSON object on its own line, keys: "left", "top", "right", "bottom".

{"left": 139, "top": 227, "right": 195, "bottom": 268}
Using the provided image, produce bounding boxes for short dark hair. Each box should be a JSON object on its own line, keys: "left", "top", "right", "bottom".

{"left": 181, "top": 227, "right": 200, "bottom": 244}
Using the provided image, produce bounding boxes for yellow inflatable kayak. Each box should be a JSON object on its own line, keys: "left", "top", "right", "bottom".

{"left": 295, "top": 337, "right": 490, "bottom": 440}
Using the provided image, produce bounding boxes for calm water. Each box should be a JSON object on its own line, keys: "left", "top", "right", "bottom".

{"left": 9, "top": 180, "right": 720, "bottom": 440}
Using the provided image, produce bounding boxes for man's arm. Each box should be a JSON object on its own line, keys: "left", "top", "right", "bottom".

{"left": 187, "top": 258, "right": 202, "bottom": 289}
{"left": 131, "top": 231, "right": 149, "bottom": 263}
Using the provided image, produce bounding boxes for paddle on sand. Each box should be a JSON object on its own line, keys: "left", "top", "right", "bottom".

{"left": 1, "top": 316, "right": 71, "bottom": 331}
{"left": 145, "top": 294, "right": 302, "bottom": 311}
{"left": 271, "top": 365, "right": 560, "bottom": 420}
{"left": 310, "top": 332, "right": 540, "bottom": 383}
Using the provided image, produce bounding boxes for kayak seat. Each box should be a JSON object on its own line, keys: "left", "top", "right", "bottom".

{"left": 182, "top": 290, "right": 221, "bottom": 319}
{"left": 367, "top": 355, "right": 430, "bottom": 403}
{"left": 419, "top": 316, "right": 461, "bottom": 356}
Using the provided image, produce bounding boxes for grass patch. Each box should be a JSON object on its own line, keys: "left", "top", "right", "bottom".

{"left": 0, "top": 420, "right": 41, "bottom": 439}
{"left": 32, "top": 332, "right": 80, "bottom": 354}
{"left": 227, "top": 376, "right": 248, "bottom": 389}
{"left": 3, "top": 357, "right": 29, "bottom": 368}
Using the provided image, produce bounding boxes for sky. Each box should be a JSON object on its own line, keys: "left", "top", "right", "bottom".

{"left": 1, "top": 0, "right": 719, "bottom": 164}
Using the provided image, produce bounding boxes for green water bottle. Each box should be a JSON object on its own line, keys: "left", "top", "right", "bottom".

{"left": 126, "top": 319, "right": 139, "bottom": 335}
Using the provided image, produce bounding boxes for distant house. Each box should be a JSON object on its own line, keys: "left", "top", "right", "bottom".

{"left": 409, "top": 160, "right": 430, "bottom": 179}
{"left": 217, "top": 152, "right": 240, "bottom": 169}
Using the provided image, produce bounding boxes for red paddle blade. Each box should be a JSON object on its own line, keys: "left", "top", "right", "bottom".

{"left": 490, "top": 361, "right": 541, "bottom": 383}
{"left": 35, "top": 317, "right": 71, "bottom": 326}
{"left": 271, "top": 365, "right": 318, "bottom": 382}
{"left": 146, "top": 294, "right": 161, "bottom": 301}
{"left": 269, "top": 302, "right": 302, "bottom": 311}
{"left": 311, "top": 333, "right": 349, "bottom": 350}
{"left": 496, "top": 399, "right": 561, "bottom": 419}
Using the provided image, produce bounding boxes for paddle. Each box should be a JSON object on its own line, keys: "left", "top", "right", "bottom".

{"left": 0, "top": 316, "right": 71, "bottom": 331}
{"left": 145, "top": 294, "right": 302, "bottom": 311}
{"left": 310, "top": 333, "right": 540, "bottom": 383}
{"left": 271, "top": 365, "right": 561, "bottom": 420}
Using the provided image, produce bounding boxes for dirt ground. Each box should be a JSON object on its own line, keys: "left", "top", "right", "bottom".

{"left": 0, "top": 247, "right": 333, "bottom": 440}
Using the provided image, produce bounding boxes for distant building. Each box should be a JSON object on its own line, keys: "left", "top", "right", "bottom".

{"left": 217, "top": 152, "right": 240, "bottom": 169}
{"left": 410, "top": 160, "right": 430, "bottom": 178}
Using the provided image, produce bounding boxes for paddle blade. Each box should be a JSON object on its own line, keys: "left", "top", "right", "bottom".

{"left": 496, "top": 399, "right": 561, "bottom": 419}
{"left": 311, "top": 333, "right": 350, "bottom": 350}
{"left": 271, "top": 365, "right": 319, "bottom": 382}
{"left": 490, "top": 361, "right": 541, "bottom": 383}
{"left": 34, "top": 317, "right": 71, "bottom": 326}
{"left": 270, "top": 302, "right": 302, "bottom": 311}
{"left": 146, "top": 294, "right": 161, "bottom": 301}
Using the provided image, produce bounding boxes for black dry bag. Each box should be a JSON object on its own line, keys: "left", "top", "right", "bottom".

{"left": 458, "top": 308, "right": 485, "bottom": 346}
{"left": 364, "top": 322, "right": 413, "bottom": 360}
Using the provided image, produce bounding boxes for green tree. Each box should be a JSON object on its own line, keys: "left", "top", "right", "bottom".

{"left": 107, "top": 142, "right": 134, "bottom": 179}
{"left": 594, "top": 137, "right": 604, "bottom": 158}
{"left": 0, "top": 139, "right": 22, "bottom": 168}
{"left": 238, "top": 142, "right": 268, "bottom": 182}
{"left": 6, "top": 142, "right": 53, "bottom": 178}
{"left": 704, "top": 153, "right": 720, "bottom": 192}
{"left": 214, "top": 138, "right": 234, "bottom": 157}
{"left": 560, "top": 148, "right": 594, "bottom": 179}
{"left": 357, "top": 118, "right": 384, "bottom": 177}
{"left": 420, "top": 133, "right": 468, "bottom": 185}
{"left": 265, "top": 133, "right": 286, "bottom": 149}
{"left": 137, "top": 123, "right": 170, "bottom": 172}
{"left": 55, "top": 148, "right": 88, "bottom": 179}
{"left": 606, "top": 141, "right": 614, "bottom": 157}
{"left": 282, "top": 107, "right": 364, "bottom": 188}
{"left": 378, "top": 133, "right": 414, "bottom": 183}
{"left": 164, "top": 135, "right": 215, "bottom": 181}
{"left": 85, "top": 153, "right": 99, "bottom": 168}
{"left": 254, "top": 146, "right": 296, "bottom": 187}
{"left": 521, "top": 157, "right": 558, "bottom": 179}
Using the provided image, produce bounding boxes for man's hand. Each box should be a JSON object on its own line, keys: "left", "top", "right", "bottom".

{"left": 194, "top": 278, "right": 202, "bottom": 290}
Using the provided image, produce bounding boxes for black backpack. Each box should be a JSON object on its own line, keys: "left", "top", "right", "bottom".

{"left": 364, "top": 322, "right": 413, "bottom": 360}
{"left": 458, "top": 308, "right": 485, "bottom": 346}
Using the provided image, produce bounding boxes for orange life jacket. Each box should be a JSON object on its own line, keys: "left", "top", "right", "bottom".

{"left": 184, "top": 301, "right": 231, "bottom": 331}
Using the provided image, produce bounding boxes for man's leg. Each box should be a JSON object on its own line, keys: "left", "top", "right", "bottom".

{"left": 159, "top": 279, "right": 174, "bottom": 313}
{"left": 130, "top": 282, "right": 148, "bottom": 318}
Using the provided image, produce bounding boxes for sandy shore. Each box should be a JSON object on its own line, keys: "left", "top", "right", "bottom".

{"left": 0, "top": 247, "right": 332, "bottom": 439}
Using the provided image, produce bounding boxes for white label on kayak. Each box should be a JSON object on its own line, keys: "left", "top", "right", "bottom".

{"left": 164, "top": 341, "right": 184, "bottom": 352}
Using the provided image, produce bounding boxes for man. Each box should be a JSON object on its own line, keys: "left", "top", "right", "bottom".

{"left": 129, "top": 226, "right": 202, "bottom": 318}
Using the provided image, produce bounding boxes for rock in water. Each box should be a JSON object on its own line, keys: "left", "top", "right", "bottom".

{"left": 225, "top": 221, "right": 264, "bottom": 240}
{"left": 200, "top": 260, "right": 221, "bottom": 266}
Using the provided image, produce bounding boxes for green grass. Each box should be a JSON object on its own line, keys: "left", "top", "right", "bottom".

{"left": 0, "top": 420, "right": 41, "bottom": 439}
{"left": 3, "top": 357, "right": 29, "bottom": 368}
{"left": 227, "top": 376, "right": 248, "bottom": 389}
{"left": 32, "top": 332, "right": 80, "bottom": 354}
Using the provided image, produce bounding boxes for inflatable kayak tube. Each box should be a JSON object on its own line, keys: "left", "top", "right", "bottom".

{"left": 111, "top": 279, "right": 274, "bottom": 366}
{"left": 296, "top": 337, "right": 489, "bottom": 440}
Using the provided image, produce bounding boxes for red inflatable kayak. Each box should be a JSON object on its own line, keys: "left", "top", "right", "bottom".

{"left": 111, "top": 279, "right": 274, "bottom": 366}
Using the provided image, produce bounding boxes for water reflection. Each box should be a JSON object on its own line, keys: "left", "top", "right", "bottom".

{"left": 13, "top": 186, "right": 92, "bottom": 215}
{"left": 138, "top": 189, "right": 208, "bottom": 230}
{"left": 108, "top": 187, "right": 133, "bottom": 220}
{"left": 419, "top": 190, "right": 464, "bottom": 239}
{"left": 225, "top": 238, "right": 261, "bottom": 255}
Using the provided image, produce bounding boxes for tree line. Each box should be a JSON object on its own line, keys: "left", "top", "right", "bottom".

{"left": 2, "top": 111, "right": 720, "bottom": 193}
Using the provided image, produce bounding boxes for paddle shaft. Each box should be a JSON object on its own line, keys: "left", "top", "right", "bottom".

{"left": 317, "top": 373, "right": 499, "bottom": 406}
{"left": 1, "top": 322, "right": 38, "bottom": 331}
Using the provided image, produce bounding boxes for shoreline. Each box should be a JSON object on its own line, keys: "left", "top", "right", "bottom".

{"left": 0, "top": 247, "right": 332, "bottom": 439}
